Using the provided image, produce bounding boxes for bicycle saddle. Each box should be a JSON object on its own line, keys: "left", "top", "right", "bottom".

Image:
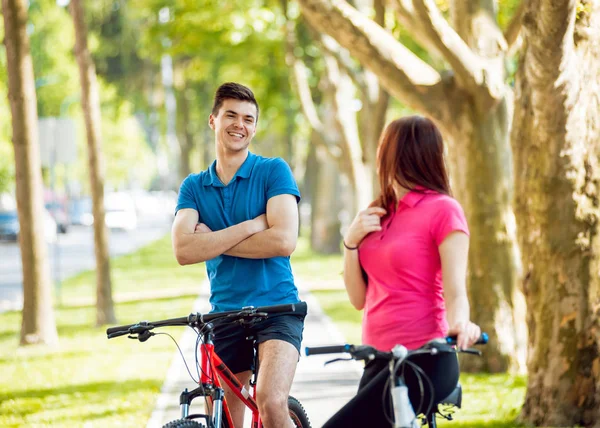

{"left": 438, "top": 383, "right": 462, "bottom": 408}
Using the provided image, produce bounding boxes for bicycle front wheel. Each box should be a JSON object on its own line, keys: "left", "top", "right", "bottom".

{"left": 162, "top": 418, "right": 206, "bottom": 428}
{"left": 288, "top": 395, "right": 311, "bottom": 428}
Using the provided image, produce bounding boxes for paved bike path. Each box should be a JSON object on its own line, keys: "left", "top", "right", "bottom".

{"left": 146, "top": 280, "right": 362, "bottom": 428}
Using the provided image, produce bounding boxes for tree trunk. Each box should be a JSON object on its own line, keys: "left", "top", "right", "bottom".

{"left": 2, "top": 0, "right": 58, "bottom": 346}
{"left": 283, "top": 7, "right": 387, "bottom": 225}
{"left": 70, "top": 0, "right": 116, "bottom": 326}
{"left": 176, "top": 83, "right": 193, "bottom": 180}
{"left": 309, "top": 134, "right": 343, "bottom": 254}
{"left": 512, "top": 1, "right": 600, "bottom": 425}
{"left": 449, "top": 98, "right": 524, "bottom": 372}
{"left": 297, "top": 0, "right": 524, "bottom": 371}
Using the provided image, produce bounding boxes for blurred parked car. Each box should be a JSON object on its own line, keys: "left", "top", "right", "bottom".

{"left": 45, "top": 201, "right": 69, "bottom": 233}
{"left": 70, "top": 193, "right": 138, "bottom": 230}
{"left": 104, "top": 192, "right": 138, "bottom": 230}
{"left": 0, "top": 209, "right": 19, "bottom": 241}
{"left": 69, "top": 197, "right": 93, "bottom": 226}
{"left": 0, "top": 193, "right": 57, "bottom": 243}
{"left": 44, "top": 190, "right": 69, "bottom": 233}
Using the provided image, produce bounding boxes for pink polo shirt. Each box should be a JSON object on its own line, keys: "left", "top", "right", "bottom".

{"left": 359, "top": 189, "right": 469, "bottom": 351}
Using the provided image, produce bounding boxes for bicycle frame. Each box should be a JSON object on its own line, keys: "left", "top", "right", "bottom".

{"left": 178, "top": 324, "right": 262, "bottom": 428}
{"left": 105, "top": 302, "right": 309, "bottom": 428}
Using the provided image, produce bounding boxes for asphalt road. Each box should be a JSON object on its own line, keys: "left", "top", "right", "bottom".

{"left": 0, "top": 214, "right": 172, "bottom": 313}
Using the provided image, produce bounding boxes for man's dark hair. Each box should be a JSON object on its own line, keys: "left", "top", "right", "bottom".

{"left": 211, "top": 82, "right": 259, "bottom": 122}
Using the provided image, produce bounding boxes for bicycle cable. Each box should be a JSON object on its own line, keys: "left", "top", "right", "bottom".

{"left": 404, "top": 359, "right": 435, "bottom": 417}
{"left": 193, "top": 323, "right": 216, "bottom": 413}
{"left": 395, "top": 357, "right": 425, "bottom": 416}
{"left": 381, "top": 357, "right": 436, "bottom": 426}
{"left": 153, "top": 332, "right": 200, "bottom": 384}
{"left": 381, "top": 360, "right": 419, "bottom": 426}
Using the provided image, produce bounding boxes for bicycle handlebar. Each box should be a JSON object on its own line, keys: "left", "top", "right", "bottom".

{"left": 304, "top": 344, "right": 352, "bottom": 356}
{"left": 304, "top": 333, "right": 488, "bottom": 360}
{"left": 106, "top": 301, "right": 306, "bottom": 339}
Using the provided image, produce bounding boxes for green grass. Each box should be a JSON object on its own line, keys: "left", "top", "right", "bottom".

{"left": 1, "top": 235, "right": 528, "bottom": 427}
{"left": 311, "top": 288, "right": 527, "bottom": 427}
{"left": 0, "top": 234, "right": 205, "bottom": 427}
{"left": 291, "top": 237, "right": 345, "bottom": 282}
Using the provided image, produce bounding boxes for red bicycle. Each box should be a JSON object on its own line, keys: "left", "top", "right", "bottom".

{"left": 106, "top": 302, "right": 311, "bottom": 428}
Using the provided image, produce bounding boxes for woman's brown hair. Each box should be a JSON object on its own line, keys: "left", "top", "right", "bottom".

{"left": 374, "top": 115, "right": 451, "bottom": 210}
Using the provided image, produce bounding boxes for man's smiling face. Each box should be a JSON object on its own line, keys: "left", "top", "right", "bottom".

{"left": 209, "top": 99, "right": 257, "bottom": 154}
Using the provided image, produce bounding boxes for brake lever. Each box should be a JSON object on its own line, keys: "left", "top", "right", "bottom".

{"left": 128, "top": 329, "right": 155, "bottom": 342}
{"left": 129, "top": 323, "right": 154, "bottom": 334}
{"left": 460, "top": 348, "right": 482, "bottom": 356}
{"left": 324, "top": 357, "right": 353, "bottom": 366}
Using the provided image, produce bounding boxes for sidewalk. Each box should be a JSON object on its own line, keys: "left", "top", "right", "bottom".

{"left": 146, "top": 280, "right": 362, "bottom": 428}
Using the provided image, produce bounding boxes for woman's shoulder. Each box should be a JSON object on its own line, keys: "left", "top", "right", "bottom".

{"left": 422, "top": 192, "right": 465, "bottom": 213}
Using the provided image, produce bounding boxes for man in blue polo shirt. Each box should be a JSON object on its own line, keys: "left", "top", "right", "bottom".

{"left": 172, "top": 82, "right": 305, "bottom": 428}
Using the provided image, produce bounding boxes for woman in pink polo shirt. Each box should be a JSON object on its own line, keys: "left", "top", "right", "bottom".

{"left": 324, "top": 115, "right": 480, "bottom": 427}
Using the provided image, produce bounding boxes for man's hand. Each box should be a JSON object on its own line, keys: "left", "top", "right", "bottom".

{"left": 223, "top": 195, "right": 298, "bottom": 259}
{"left": 252, "top": 214, "right": 269, "bottom": 234}
{"left": 195, "top": 214, "right": 267, "bottom": 235}
{"left": 172, "top": 208, "right": 268, "bottom": 265}
{"left": 194, "top": 223, "right": 212, "bottom": 234}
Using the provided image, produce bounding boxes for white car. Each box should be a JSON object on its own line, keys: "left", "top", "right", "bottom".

{"left": 104, "top": 192, "right": 138, "bottom": 230}
{"left": 43, "top": 209, "right": 58, "bottom": 243}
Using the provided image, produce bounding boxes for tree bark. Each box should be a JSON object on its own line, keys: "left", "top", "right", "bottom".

{"left": 452, "top": 98, "right": 524, "bottom": 372}
{"left": 512, "top": 0, "right": 600, "bottom": 424}
{"left": 2, "top": 0, "right": 58, "bottom": 346}
{"left": 300, "top": 0, "right": 519, "bottom": 371}
{"left": 285, "top": 8, "right": 389, "bottom": 222}
{"left": 298, "top": 0, "right": 522, "bottom": 371}
{"left": 175, "top": 82, "right": 193, "bottom": 180}
{"left": 309, "top": 134, "right": 343, "bottom": 253}
{"left": 70, "top": 0, "right": 116, "bottom": 326}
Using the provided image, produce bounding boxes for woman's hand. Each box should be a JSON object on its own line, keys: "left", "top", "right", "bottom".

{"left": 447, "top": 320, "right": 481, "bottom": 349}
{"left": 344, "top": 207, "right": 387, "bottom": 248}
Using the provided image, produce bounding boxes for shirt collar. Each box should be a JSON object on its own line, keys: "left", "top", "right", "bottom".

{"left": 399, "top": 185, "right": 437, "bottom": 208}
{"left": 202, "top": 152, "right": 257, "bottom": 187}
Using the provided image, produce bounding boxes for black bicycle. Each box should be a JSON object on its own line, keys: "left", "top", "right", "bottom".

{"left": 106, "top": 302, "right": 311, "bottom": 428}
{"left": 305, "top": 333, "right": 488, "bottom": 427}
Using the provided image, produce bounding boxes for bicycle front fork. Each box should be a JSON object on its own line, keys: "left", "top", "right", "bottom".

{"left": 179, "top": 386, "right": 226, "bottom": 427}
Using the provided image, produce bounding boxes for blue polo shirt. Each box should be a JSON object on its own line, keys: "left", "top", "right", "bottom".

{"left": 175, "top": 152, "right": 301, "bottom": 312}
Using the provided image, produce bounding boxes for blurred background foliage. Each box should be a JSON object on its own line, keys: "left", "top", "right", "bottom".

{"left": 0, "top": 0, "right": 523, "bottom": 204}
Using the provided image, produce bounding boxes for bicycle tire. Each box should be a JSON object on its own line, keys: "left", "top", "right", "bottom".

{"left": 162, "top": 419, "right": 206, "bottom": 428}
{"left": 288, "top": 395, "right": 312, "bottom": 428}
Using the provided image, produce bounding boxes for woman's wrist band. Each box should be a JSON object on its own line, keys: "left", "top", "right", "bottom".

{"left": 343, "top": 240, "right": 358, "bottom": 250}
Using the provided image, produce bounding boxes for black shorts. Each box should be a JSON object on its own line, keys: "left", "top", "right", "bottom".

{"left": 212, "top": 304, "right": 307, "bottom": 375}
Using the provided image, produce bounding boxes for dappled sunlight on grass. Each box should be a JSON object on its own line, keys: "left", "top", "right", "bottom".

{"left": 0, "top": 234, "right": 203, "bottom": 427}
{"left": 58, "top": 235, "right": 204, "bottom": 304}
{"left": 436, "top": 373, "right": 526, "bottom": 426}
{"left": 0, "top": 296, "right": 197, "bottom": 427}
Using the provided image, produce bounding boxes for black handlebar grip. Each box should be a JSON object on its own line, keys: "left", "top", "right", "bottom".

{"left": 256, "top": 301, "right": 307, "bottom": 314}
{"left": 305, "top": 344, "right": 350, "bottom": 356}
{"left": 106, "top": 323, "right": 136, "bottom": 337}
{"left": 255, "top": 303, "right": 295, "bottom": 313}
{"left": 446, "top": 332, "right": 489, "bottom": 346}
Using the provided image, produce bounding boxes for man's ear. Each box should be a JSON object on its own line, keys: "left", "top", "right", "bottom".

{"left": 208, "top": 114, "right": 215, "bottom": 130}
